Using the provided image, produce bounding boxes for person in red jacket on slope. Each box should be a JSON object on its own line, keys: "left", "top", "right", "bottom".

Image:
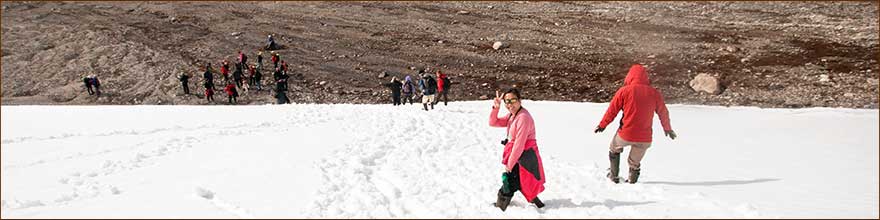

{"left": 595, "top": 64, "right": 677, "bottom": 184}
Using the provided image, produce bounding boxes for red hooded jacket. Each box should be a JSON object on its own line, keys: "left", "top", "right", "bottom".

{"left": 436, "top": 72, "right": 446, "bottom": 92}
{"left": 598, "top": 64, "right": 672, "bottom": 142}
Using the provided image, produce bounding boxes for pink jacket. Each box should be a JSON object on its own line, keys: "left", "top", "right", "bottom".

{"left": 489, "top": 107, "right": 536, "bottom": 171}
{"left": 489, "top": 106, "right": 546, "bottom": 201}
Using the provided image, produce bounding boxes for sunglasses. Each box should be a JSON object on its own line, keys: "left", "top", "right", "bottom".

{"left": 503, "top": 98, "right": 519, "bottom": 104}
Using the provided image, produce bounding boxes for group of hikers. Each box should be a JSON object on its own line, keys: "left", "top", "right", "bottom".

{"left": 489, "top": 64, "right": 677, "bottom": 211}
{"left": 383, "top": 68, "right": 451, "bottom": 110}
{"left": 177, "top": 43, "right": 291, "bottom": 104}
{"left": 81, "top": 75, "right": 101, "bottom": 96}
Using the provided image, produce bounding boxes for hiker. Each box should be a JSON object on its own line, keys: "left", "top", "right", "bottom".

{"left": 266, "top": 35, "right": 278, "bottom": 50}
{"left": 435, "top": 70, "right": 451, "bottom": 106}
{"left": 238, "top": 50, "right": 248, "bottom": 67}
{"left": 224, "top": 81, "right": 239, "bottom": 104}
{"left": 256, "top": 51, "right": 263, "bottom": 70}
{"left": 178, "top": 72, "right": 191, "bottom": 95}
{"left": 275, "top": 78, "right": 290, "bottom": 104}
{"left": 384, "top": 77, "right": 403, "bottom": 106}
{"left": 418, "top": 73, "right": 437, "bottom": 111}
{"left": 203, "top": 63, "right": 215, "bottom": 90}
{"left": 233, "top": 62, "right": 244, "bottom": 88}
{"left": 401, "top": 75, "right": 416, "bottom": 105}
{"left": 489, "top": 88, "right": 546, "bottom": 211}
{"left": 271, "top": 51, "right": 280, "bottom": 70}
{"left": 252, "top": 63, "right": 263, "bottom": 91}
{"left": 82, "top": 75, "right": 94, "bottom": 95}
{"left": 220, "top": 60, "right": 230, "bottom": 82}
{"left": 90, "top": 75, "right": 102, "bottom": 96}
{"left": 595, "top": 64, "right": 676, "bottom": 184}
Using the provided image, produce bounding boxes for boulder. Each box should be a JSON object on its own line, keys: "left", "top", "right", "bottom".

{"left": 492, "top": 41, "right": 508, "bottom": 50}
{"left": 689, "top": 73, "right": 722, "bottom": 94}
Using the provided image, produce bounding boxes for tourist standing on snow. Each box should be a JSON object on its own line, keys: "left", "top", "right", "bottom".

{"left": 489, "top": 88, "right": 546, "bottom": 211}
{"left": 595, "top": 64, "right": 676, "bottom": 184}
{"left": 418, "top": 73, "right": 437, "bottom": 111}
{"left": 383, "top": 76, "right": 403, "bottom": 106}
{"left": 401, "top": 75, "right": 416, "bottom": 105}
{"left": 435, "top": 70, "right": 451, "bottom": 106}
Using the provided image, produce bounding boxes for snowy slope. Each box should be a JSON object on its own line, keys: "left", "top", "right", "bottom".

{"left": 2, "top": 101, "right": 877, "bottom": 218}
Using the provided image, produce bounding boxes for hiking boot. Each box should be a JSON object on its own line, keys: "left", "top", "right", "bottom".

{"left": 607, "top": 151, "right": 621, "bottom": 183}
{"left": 626, "top": 167, "right": 640, "bottom": 184}
{"left": 531, "top": 197, "right": 545, "bottom": 208}
{"left": 494, "top": 190, "right": 513, "bottom": 211}
{"left": 423, "top": 103, "right": 428, "bottom": 111}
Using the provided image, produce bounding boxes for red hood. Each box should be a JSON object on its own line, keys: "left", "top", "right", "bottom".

{"left": 624, "top": 64, "right": 650, "bottom": 86}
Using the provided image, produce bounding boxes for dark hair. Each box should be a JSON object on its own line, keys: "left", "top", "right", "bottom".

{"left": 503, "top": 88, "right": 522, "bottom": 100}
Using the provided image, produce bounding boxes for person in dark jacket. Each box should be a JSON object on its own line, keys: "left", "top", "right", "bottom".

{"left": 594, "top": 64, "right": 676, "bottom": 184}
{"left": 384, "top": 77, "right": 403, "bottom": 106}
{"left": 275, "top": 78, "right": 290, "bottom": 104}
{"left": 90, "top": 75, "right": 102, "bottom": 96}
{"left": 203, "top": 63, "right": 215, "bottom": 90}
{"left": 233, "top": 63, "right": 244, "bottom": 88}
{"left": 82, "top": 75, "right": 94, "bottom": 95}
{"left": 179, "top": 72, "right": 191, "bottom": 95}
{"left": 253, "top": 64, "right": 263, "bottom": 91}
{"left": 256, "top": 51, "right": 263, "bottom": 71}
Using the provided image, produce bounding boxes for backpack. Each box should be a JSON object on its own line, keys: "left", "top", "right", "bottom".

{"left": 426, "top": 77, "right": 437, "bottom": 93}
{"left": 402, "top": 81, "right": 413, "bottom": 93}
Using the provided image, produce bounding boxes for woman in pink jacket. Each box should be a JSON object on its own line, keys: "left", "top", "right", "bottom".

{"left": 489, "top": 88, "right": 546, "bottom": 211}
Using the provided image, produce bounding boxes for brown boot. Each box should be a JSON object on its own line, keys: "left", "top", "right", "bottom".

{"left": 494, "top": 190, "right": 513, "bottom": 211}
{"left": 607, "top": 151, "right": 621, "bottom": 183}
{"left": 626, "top": 167, "right": 641, "bottom": 184}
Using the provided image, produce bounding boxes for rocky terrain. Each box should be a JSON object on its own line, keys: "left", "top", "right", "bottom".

{"left": 1, "top": 1, "right": 877, "bottom": 108}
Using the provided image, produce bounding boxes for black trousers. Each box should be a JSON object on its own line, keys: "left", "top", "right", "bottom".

{"left": 500, "top": 164, "right": 521, "bottom": 196}
{"left": 182, "top": 83, "right": 189, "bottom": 94}
{"left": 392, "top": 93, "right": 401, "bottom": 106}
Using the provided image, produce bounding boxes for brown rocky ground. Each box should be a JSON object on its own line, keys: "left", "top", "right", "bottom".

{"left": 2, "top": 1, "right": 878, "bottom": 108}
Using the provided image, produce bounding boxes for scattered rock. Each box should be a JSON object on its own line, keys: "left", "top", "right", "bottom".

{"left": 479, "top": 95, "right": 489, "bottom": 99}
{"left": 319, "top": 81, "right": 327, "bottom": 85}
{"left": 818, "top": 74, "right": 831, "bottom": 83}
{"left": 689, "top": 73, "right": 722, "bottom": 95}
{"left": 481, "top": 82, "right": 489, "bottom": 87}
{"left": 457, "top": 10, "right": 469, "bottom": 15}
{"left": 378, "top": 72, "right": 389, "bottom": 78}
{"left": 844, "top": 93, "right": 855, "bottom": 97}
{"left": 492, "top": 41, "right": 508, "bottom": 50}
{"left": 230, "top": 32, "right": 242, "bottom": 36}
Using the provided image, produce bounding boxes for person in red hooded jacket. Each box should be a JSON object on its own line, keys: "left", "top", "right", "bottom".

{"left": 224, "top": 81, "right": 238, "bottom": 104}
{"left": 595, "top": 64, "right": 676, "bottom": 184}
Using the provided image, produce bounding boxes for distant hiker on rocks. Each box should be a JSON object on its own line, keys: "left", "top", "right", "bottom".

{"left": 489, "top": 88, "right": 546, "bottom": 211}
{"left": 401, "top": 75, "right": 416, "bottom": 105}
{"left": 266, "top": 35, "right": 278, "bottom": 50}
{"left": 275, "top": 78, "right": 290, "bottom": 104}
{"left": 271, "top": 51, "right": 280, "bottom": 70}
{"left": 89, "top": 75, "right": 102, "bottom": 96}
{"left": 594, "top": 64, "right": 676, "bottom": 184}
{"left": 220, "top": 60, "right": 230, "bottom": 82}
{"left": 418, "top": 73, "right": 437, "bottom": 111}
{"left": 203, "top": 63, "right": 216, "bottom": 90}
{"left": 224, "top": 81, "right": 239, "bottom": 104}
{"left": 82, "top": 75, "right": 94, "bottom": 95}
{"left": 233, "top": 63, "right": 244, "bottom": 88}
{"left": 256, "top": 51, "right": 263, "bottom": 70}
{"left": 238, "top": 50, "right": 248, "bottom": 67}
{"left": 384, "top": 76, "right": 403, "bottom": 106}
{"left": 253, "top": 64, "right": 263, "bottom": 91}
{"left": 178, "top": 72, "right": 191, "bottom": 95}
{"left": 435, "top": 69, "right": 451, "bottom": 106}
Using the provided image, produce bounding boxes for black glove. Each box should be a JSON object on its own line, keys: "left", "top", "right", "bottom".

{"left": 665, "top": 130, "right": 677, "bottom": 140}
{"left": 594, "top": 126, "right": 605, "bottom": 133}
